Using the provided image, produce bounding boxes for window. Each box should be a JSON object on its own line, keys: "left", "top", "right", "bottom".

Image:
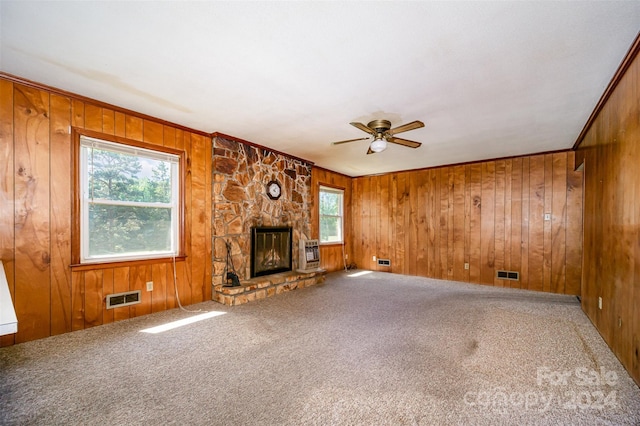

{"left": 76, "top": 133, "right": 183, "bottom": 264}
{"left": 319, "top": 186, "right": 344, "bottom": 244}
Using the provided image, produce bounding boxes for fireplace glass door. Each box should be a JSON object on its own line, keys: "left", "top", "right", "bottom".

{"left": 250, "top": 227, "right": 293, "bottom": 277}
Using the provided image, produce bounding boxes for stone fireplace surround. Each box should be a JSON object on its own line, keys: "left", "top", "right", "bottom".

{"left": 212, "top": 135, "right": 324, "bottom": 305}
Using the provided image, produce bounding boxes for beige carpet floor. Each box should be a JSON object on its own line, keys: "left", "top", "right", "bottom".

{"left": 1, "top": 271, "right": 639, "bottom": 425}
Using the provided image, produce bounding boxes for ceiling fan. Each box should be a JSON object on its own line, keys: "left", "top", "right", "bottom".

{"left": 331, "top": 119, "right": 424, "bottom": 154}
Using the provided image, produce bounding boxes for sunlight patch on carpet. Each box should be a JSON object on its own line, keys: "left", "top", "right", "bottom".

{"left": 347, "top": 270, "right": 373, "bottom": 278}
{"left": 140, "top": 311, "right": 226, "bottom": 334}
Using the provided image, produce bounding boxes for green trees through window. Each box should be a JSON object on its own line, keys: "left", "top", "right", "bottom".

{"left": 80, "top": 136, "right": 180, "bottom": 262}
{"left": 319, "top": 186, "right": 344, "bottom": 244}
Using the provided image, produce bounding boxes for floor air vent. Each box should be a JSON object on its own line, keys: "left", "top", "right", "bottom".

{"left": 377, "top": 259, "right": 391, "bottom": 266}
{"left": 496, "top": 270, "right": 519, "bottom": 281}
{"left": 106, "top": 290, "right": 141, "bottom": 309}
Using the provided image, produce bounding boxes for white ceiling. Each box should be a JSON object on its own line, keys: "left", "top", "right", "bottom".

{"left": 1, "top": 1, "right": 639, "bottom": 177}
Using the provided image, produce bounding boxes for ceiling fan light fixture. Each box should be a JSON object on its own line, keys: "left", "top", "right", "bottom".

{"left": 370, "top": 135, "right": 387, "bottom": 153}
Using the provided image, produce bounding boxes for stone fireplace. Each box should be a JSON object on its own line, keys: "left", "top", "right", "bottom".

{"left": 250, "top": 226, "right": 292, "bottom": 277}
{"left": 212, "top": 134, "right": 312, "bottom": 287}
{"left": 211, "top": 134, "right": 325, "bottom": 306}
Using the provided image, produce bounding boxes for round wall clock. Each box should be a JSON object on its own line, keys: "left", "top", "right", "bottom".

{"left": 266, "top": 180, "right": 282, "bottom": 200}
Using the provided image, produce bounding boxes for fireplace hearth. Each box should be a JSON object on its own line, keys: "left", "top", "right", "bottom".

{"left": 250, "top": 226, "right": 292, "bottom": 278}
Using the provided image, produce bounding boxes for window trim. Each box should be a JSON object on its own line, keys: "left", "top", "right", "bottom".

{"left": 318, "top": 184, "right": 344, "bottom": 245}
{"left": 71, "top": 128, "right": 186, "bottom": 266}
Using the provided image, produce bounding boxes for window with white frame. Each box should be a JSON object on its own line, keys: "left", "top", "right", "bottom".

{"left": 79, "top": 135, "right": 182, "bottom": 263}
{"left": 319, "top": 186, "right": 344, "bottom": 244}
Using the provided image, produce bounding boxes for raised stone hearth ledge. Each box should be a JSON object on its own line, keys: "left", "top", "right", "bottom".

{"left": 213, "top": 270, "right": 326, "bottom": 306}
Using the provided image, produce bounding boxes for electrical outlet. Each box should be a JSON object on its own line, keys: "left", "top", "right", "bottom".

{"left": 464, "top": 262, "right": 469, "bottom": 270}
{"left": 544, "top": 213, "right": 551, "bottom": 221}
{"left": 373, "top": 255, "right": 376, "bottom": 262}
{"left": 146, "top": 281, "right": 153, "bottom": 292}
{"left": 598, "top": 297, "right": 602, "bottom": 310}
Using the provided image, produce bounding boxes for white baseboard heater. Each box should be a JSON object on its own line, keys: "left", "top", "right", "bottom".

{"left": 0, "top": 260, "right": 18, "bottom": 336}
{"left": 298, "top": 239, "right": 321, "bottom": 271}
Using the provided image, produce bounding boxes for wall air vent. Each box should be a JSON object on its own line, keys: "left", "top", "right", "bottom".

{"left": 496, "top": 270, "right": 519, "bottom": 281}
{"left": 106, "top": 290, "right": 141, "bottom": 309}
{"left": 377, "top": 259, "right": 391, "bottom": 267}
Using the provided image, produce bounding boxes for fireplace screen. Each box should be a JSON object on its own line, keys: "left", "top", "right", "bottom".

{"left": 250, "top": 226, "right": 293, "bottom": 278}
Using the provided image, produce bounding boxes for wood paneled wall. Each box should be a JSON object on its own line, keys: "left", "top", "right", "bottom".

{"left": 351, "top": 152, "right": 583, "bottom": 294}
{"left": 575, "top": 38, "right": 640, "bottom": 385}
{"left": 311, "top": 167, "right": 352, "bottom": 272}
{"left": 0, "top": 76, "right": 212, "bottom": 346}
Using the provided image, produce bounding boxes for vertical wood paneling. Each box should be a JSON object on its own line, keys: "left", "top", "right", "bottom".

{"left": 565, "top": 152, "right": 582, "bottom": 295}
{"left": 446, "top": 170, "right": 454, "bottom": 279}
{"left": 0, "top": 79, "right": 15, "bottom": 347}
{"left": 143, "top": 119, "right": 163, "bottom": 146}
{"left": 576, "top": 43, "right": 640, "bottom": 386}
{"left": 551, "top": 153, "right": 568, "bottom": 294}
{"left": 480, "top": 162, "right": 495, "bottom": 285}
{"left": 182, "top": 133, "right": 193, "bottom": 305}
{"left": 438, "top": 168, "right": 449, "bottom": 279}
{"left": 130, "top": 265, "right": 151, "bottom": 317}
{"left": 101, "top": 269, "right": 114, "bottom": 324}
{"left": 13, "top": 85, "right": 51, "bottom": 343}
{"left": 173, "top": 129, "right": 188, "bottom": 304}
{"left": 71, "top": 271, "right": 84, "bottom": 331}
{"left": 0, "top": 75, "right": 212, "bottom": 346}
{"left": 468, "top": 164, "right": 482, "bottom": 283}
{"left": 351, "top": 178, "right": 361, "bottom": 268}
{"left": 378, "top": 174, "right": 390, "bottom": 271}
{"left": 463, "top": 165, "right": 471, "bottom": 283}
{"left": 388, "top": 175, "right": 398, "bottom": 272}
{"left": 528, "top": 155, "right": 545, "bottom": 291}
{"left": 408, "top": 171, "right": 419, "bottom": 276}
{"left": 504, "top": 160, "right": 512, "bottom": 274}
{"left": 350, "top": 151, "right": 582, "bottom": 296}
{"left": 114, "top": 111, "right": 126, "bottom": 138}
{"left": 162, "top": 125, "right": 178, "bottom": 309}
{"left": 520, "top": 157, "right": 531, "bottom": 290}
{"left": 494, "top": 160, "right": 506, "bottom": 286}
{"left": 203, "top": 136, "right": 213, "bottom": 301}
{"left": 84, "top": 104, "right": 102, "bottom": 132}
{"left": 71, "top": 99, "right": 84, "bottom": 129}
{"left": 84, "top": 270, "right": 103, "bottom": 328}
{"left": 102, "top": 109, "right": 115, "bottom": 135}
{"left": 416, "top": 171, "right": 428, "bottom": 276}
{"left": 395, "top": 174, "right": 406, "bottom": 274}
{"left": 125, "top": 116, "right": 143, "bottom": 141}
{"left": 543, "top": 155, "right": 554, "bottom": 292}
{"left": 49, "top": 94, "right": 72, "bottom": 336}
{"left": 510, "top": 159, "right": 523, "bottom": 289}
{"left": 112, "top": 267, "right": 131, "bottom": 322}
{"left": 191, "top": 134, "right": 208, "bottom": 301}
{"left": 371, "top": 176, "right": 379, "bottom": 270}
{"left": 426, "top": 170, "right": 436, "bottom": 277}
{"left": 452, "top": 166, "right": 466, "bottom": 282}
{"left": 151, "top": 263, "right": 167, "bottom": 313}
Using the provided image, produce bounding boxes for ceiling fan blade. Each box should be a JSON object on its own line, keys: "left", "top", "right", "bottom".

{"left": 332, "top": 137, "right": 370, "bottom": 145}
{"left": 388, "top": 136, "right": 422, "bottom": 148}
{"left": 350, "top": 122, "right": 376, "bottom": 136}
{"left": 366, "top": 147, "right": 375, "bottom": 155}
{"left": 389, "top": 120, "right": 424, "bottom": 135}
